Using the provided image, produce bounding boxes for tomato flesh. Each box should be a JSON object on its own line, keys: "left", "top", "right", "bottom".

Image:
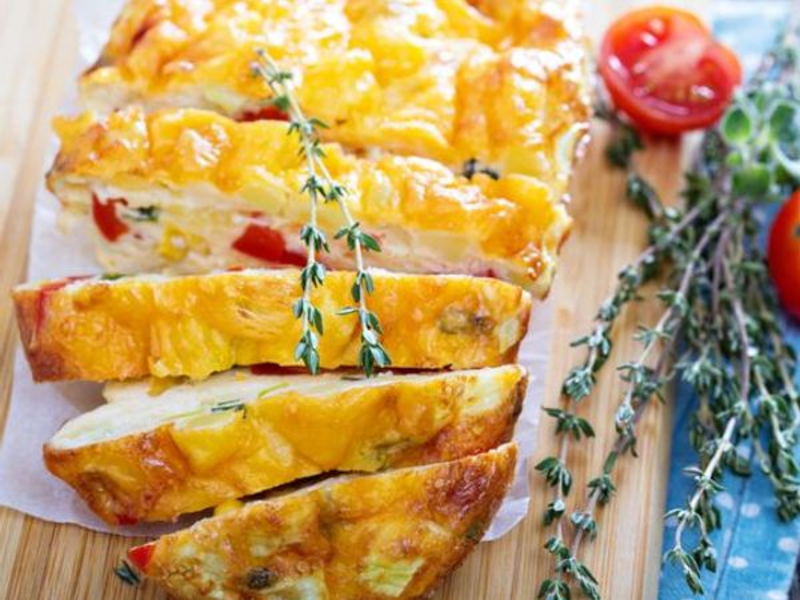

{"left": 600, "top": 7, "right": 742, "bottom": 135}
{"left": 92, "top": 195, "right": 130, "bottom": 242}
{"left": 238, "top": 105, "right": 289, "bottom": 122}
{"left": 232, "top": 224, "right": 306, "bottom": 266}
{"left": 35, "top": 277, "right": 90, "bottom": 334}
{"left": 115, "top": 513, "right": 139, "bottom": 526}
{"left": 127, "top": 542, "right": 156, "bottom": 571}
{"left": 250, "top": 363, "right": 308, "bottom": 375}
{"left": 768, "top": 191, "right": 800, "bottom": 320}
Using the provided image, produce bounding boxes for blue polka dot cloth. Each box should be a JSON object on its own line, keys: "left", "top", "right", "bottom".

{"left": 660, "top": 3, "right": 800, "bottom": 598}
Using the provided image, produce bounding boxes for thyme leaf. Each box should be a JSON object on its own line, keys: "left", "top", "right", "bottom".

{"left": 210, "top": 399, "right": 246, "bottom": 414}
{"left": 113, "top": 560, "right": 141, "bottom": 586}
{"left": 129, "top": 206, "right": 160, "bottom": 222}
{"left": 462, "top": 158, "right": 501, "bottom": 180}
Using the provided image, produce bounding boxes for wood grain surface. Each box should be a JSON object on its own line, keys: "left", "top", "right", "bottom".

{"left": 0, "top": 1, "right": 702, "bottom": 598}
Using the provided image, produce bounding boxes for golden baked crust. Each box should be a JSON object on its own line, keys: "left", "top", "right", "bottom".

{"left": 48, "top": 107, "right": 572, "bottom": 295}
{"left": 80, "top": 0, "right": 590, "bottom": 187}
{"left": 129, "top": 444, "right": 517, "bottom": 599}
{"left": 13, "top": 269, "right": 531, "bottom": 382}
{"left": 45, "top": 366, "right": 525, "bottom": 524}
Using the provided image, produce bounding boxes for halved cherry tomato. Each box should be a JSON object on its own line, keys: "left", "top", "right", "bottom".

{"left": 238, "top": 105, "right": 289, "bottom": 123}
{"left": 127, "top": 542, "right": 156, "bottom": 571}
{"left": 599, "top": 7, "right": 742, "bottom": 135}
{"left": 768, "top": 191, "right": 800, "bottom": 320}
{"left": 92, "top": 195, "right": 130, "bottom": 242}
{"left": 231, "top": 224, "right": 306, "bottom": 266}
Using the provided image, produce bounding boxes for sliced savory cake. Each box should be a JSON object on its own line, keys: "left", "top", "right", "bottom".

{"left": 126, "top": 444, "right": 517, "bottom": 599}
{"left": 48, "top": 108, "right": 571, "bottom": 295}
{"left": 45, "top": 366, "right": 526, "bottom": 524}
{"left": 13, "top": 269, "right": 532, "bottom": 381}
{"left": 81, "top": 0, "right": 590, "bottom": 186}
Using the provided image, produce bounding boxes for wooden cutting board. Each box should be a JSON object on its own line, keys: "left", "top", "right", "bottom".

{"left": 0, "top": 0, "right": 705, "bottom": 598}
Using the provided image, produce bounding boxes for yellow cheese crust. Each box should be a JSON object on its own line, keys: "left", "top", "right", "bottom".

{"left": 45, "top": 366, "right": 526, "bottom": 524}
{"left": 13, "top": 270, "right": 531, "bottom": 382}
{"left": 48, "top": 107, "right": 572, "bottom": 294}
{"left": 80, "top": 0, "right": 590, "bottom": 186}
{"left": 132, "top": 444, "right": 517, "bottom": 599}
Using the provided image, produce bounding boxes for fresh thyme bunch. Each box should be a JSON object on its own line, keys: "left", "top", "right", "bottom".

{"left": 538, "top": 27, "right": 800, "bottom": 599}
{"left": 251, "top": 51, "right": 390, "bottom": 376}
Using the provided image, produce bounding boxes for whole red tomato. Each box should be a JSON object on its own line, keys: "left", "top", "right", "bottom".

{"left": 768, "top": 191, "right": 800, "bottom": 320}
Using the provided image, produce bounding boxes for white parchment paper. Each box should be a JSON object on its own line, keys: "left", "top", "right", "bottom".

{"left": 0, "top": 0, "right": 551, "bottom": 541}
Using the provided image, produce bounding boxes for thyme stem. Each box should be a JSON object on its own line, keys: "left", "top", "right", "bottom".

{"left": 673, "top": 416, "right": 737, "bottom": 548}
{"left": 568, "top": 208, "right": 727, "bottom": 562}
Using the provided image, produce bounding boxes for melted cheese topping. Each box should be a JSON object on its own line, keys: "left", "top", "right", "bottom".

{"left": 14, "top": 269, "right": 532, "bottom": 382}
{"left": 55, "top": 366, "right": 521, "bottom": 447}
{"left": 44, "top": 366, "right": 525, "bottom": 523}
{"left": 49, "top": 108, "right": 571, "bottom": 295}
{"left": 136, "top": 444, "right": 517, "bottom": 599}
{"left": 80, "top": 0, "right": 590, "bottom": 187}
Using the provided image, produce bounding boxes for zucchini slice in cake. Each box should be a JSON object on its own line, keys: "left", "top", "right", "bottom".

{"left": 127, "top": 444, "right": 517, "bottom": 599}
{"left": 13, "top": 269, "right": 532, "bottom": 381}
{"left": 45, "top": 366, "right": 526, "bottom": 524}
{"left": 80, "top": 0, "right": 590, "bottom": 185}
{"left": 48, "top": 108, "right": 571, "bottom": 296}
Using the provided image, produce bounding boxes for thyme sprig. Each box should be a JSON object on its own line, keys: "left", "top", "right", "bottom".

{"left": 538, "top": 98, "right": 712, "bottom": 600}
{"left": 539, "top": 26, "right": 800, "bottom": 598}
{"left": 251, "top": 50, "right": 390, "bottom": 376}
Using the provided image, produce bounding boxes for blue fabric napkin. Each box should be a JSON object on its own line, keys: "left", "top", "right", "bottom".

{"left": 660, "top": 3, "right": 800, "bottom": 598}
